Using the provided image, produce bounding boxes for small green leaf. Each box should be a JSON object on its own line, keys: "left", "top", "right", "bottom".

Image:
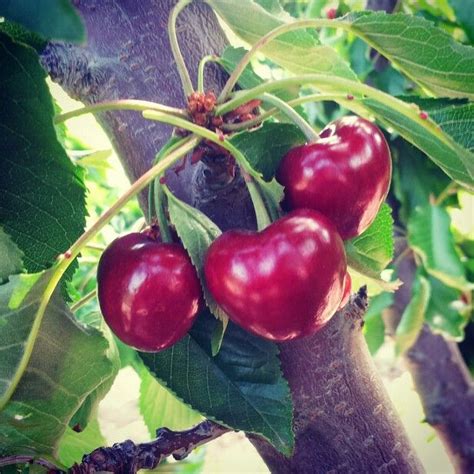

{"left": 139, "top": 311, "right": 294, "bottom": 456}
{"left": 425, "top": 276, "right": 469, "bottom": 340}
{"left": 408, "top": 205, "right": 469, "bottom": 291}
{"left": 0, "top": 228, "right": 23, "bottom": 282}
{"left": 0, "top": 274, "right": 117, "bottom": 457}
{"left": 395, "top": 274, "right": 431, "bottom": 355}
{"left": 57, "top": 420, "right": 106, "bottom": 468}
{"left": 138, "top": 364, "right": 202, "bottom": 437}
{"left": 363, "top": 292, "right": 393, "bottom": 355}
{"left": 229, "top": 123, "right": 306, "bottom": 181}
{"left": 345, "top": 12, "right": 474, "bottom": 99}
{"left": 207, "top": 0, "right": 357, "bottom": 80}
{"left": 0, "top": 32, "right": 87, "bottom": 279}
{"left": 164, "top": 188, "right": 228, "bottom": 326}
{"left": 345, "top": 204, "right": 394, "bottom": 279}
{"left": 0, "top": 0, "right": 85, "bottom": 42}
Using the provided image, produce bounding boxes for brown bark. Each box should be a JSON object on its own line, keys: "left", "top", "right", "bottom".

{"left": 41, "top": 1, "right": 423, "bottom": 471}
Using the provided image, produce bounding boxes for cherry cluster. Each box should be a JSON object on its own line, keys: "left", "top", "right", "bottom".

{"left": 97, "top": 115, "right": 391, "bottom": 351}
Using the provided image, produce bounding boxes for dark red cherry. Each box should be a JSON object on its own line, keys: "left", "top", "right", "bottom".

{"left": 97, "top": 233, "right": 202, "bottom": 352}
{"left": 204, "top": 209, "right": 347, "bottom": 341}
{"left": 276, "top": 116, "right": 392, "bottom": 239}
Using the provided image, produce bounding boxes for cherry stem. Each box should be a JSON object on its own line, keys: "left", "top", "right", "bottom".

{"left": 244, "top": 174, "right": 272, "bottom": 230}
{"left": 168, "top": 0, "right": 195, "bottom": 98}
{"left": 141, "top": 110, "right": 272, "bottom": 228}
{"left": 70, "top": 288, "right": 97, "bottom": 313}
{"left": 214, "top": 74, "right": 446, "bottom": 144}
{"left": 260, "top": 92, "right": 319, "bottom": 141}
{"left": 221, "top": 93, "right": 348, "bottom": 132}
{"left": 54, "top": 99, "right": 188, "bottom": 124}
{"left": 0, "top": 136, "right": 200, "bottom": 413}
{"left": 217, "top": 18, "right": 346, "bottom": 103}
{"left": 434, "top": 181, "right": 458, "bottom": 206}
{"left": 197, "top": 55, "right": 219, "bottom": 93}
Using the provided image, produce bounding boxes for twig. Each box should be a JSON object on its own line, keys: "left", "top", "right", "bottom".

{"left": 0, "top": 455, "right": 62, "bottom": 471}
{"left": 70, "top": 420, "right": 230, "bottom": 474}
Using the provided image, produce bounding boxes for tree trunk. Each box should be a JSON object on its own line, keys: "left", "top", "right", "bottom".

{"left": 41, "top": 1, "right": 423, "bottom": 471}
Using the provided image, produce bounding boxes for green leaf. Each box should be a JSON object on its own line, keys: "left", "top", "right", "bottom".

{"left": 425, "top": 276, "right": 469, "bottom": 340}
{"left": 392, "top": 139, "right": 454, "bottom": 222}
{"left": 0, "top": 19, "right": 46, "bottom": 51}
{"left": 57, "top": 420, "right": 105, "bottom": 467}
{"left": 345, "top": 12, "right": 474, "bottom": 99}
{"left": 359, "top": 96, "right": 474, "bottom": 190}
{"left": 229, "top": 123, "right": 306, "bottom": 181}
{"left": 139, "top": 311, "right": 294, "bottom": 456}
{"left": 0, "top": 228, "right": 23, "bottom": 282}
{"left": 363, "top": 292, "right": 393, "bottom": 355}
{"left": 0, "top": 32, "right": 87, "bottom": 278}
{"left": 398, "top": 97, "right": 474, "bottom": 153}
{"left": 395, "top": 274, "right": 431, "bottom": 355}
{"left": 138, "top": 364, "right": 202, "bottom": 438}
{"left": 449, "top": 0, "right": 474, "bottom": 43}
{"left": 345, "top": 204, "right": 394, "bottom": 279}
{"left": 207, "top": 0, "right": 357, "bottom": 80}
{"left": 0, "top": 0, "right": 85, "bottom": 42}
{"left": 0, "top": 274, "right": 117, "bottom": 457}
{"left": 164, "top": 188, "right": 228, "bottom": 326}
{"left": 408, "top": 205, "right": 469, "bottom": 291}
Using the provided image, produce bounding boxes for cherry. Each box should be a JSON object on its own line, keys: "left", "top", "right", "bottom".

{"left": 276, "top": 116, "right": 392, "bottom": 240}
{"left": 338, "top": 272, "right": 352, "bottom": 309}
{"left": 204, "top": 209, "right": 347, "bottom": 341}
{"left": 97, "top": 233, "right": 202, "bottom": 352}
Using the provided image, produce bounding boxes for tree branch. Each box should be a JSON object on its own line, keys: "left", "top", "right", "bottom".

{"left": 386, "top": 252, "right": 474, "bottom": 473}
{"left": 70, "top": 420, "right": 229, "bottom": 474}
{"left": 250, "top": 288, "right": 424, "bottom": 473}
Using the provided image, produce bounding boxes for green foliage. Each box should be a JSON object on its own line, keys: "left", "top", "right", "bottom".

{"left": 408, "top": 205, "right": 469, "bottom": 291}
{"left": 140, "top": 311, "right": 294, "bottom": 456}
{"left": 0, "top": 274, "right": 118, "bottom": 457}
{"left": 229, "top": 123, "right": 306, "bottom": 181}
{"left": 0, "top": 32, "right": 87, "bottom": 278}
{"left": 0, "top": 0, "right": 85, "bottom": 42}
{"left": 345, "top": 12, "right": 474, "bottom": 99}
{"left": 57, "top": 420, "right": 106, "bottom": 467}
{"left": 364, "top": 292, "right": 393, "bottom": 355}
{"left": 395, "top": 274, "right": 431, "bottom": 355}
{"left": 0, "top": 228, "right": 23, "bottom": 283}
{"left": 448, "top": 0, "right": 474, "bottom": 42}
{"left": 345, "top": 204, "right": 394, "bottom": 279}
{"left": 207, "top": 0, "right": 357, "bottom": 79}
{"left": 138, "top": 364, "right": 202, "bottom": 437}
{"left": 425, "top": 275, "right": 470, "bottom": 339}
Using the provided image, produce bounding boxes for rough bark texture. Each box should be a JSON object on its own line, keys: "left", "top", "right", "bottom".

{"left": 250, "top": 288, "right": 423, "bottom": 473}
{"left": 41, "top": 1, "right": 423, "bottom": 472}
{"left": 386, "top": 253, "right": 474, "bottom": 474}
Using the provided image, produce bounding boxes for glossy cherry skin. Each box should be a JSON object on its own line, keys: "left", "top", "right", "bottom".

{"left": 97, "top": 233, "right": 202, "bottom": 352}
{"left": 204, "top": 209, "right": 347, "bottom": 341}
{"left": 276, "top": 116, "right": 392, "bottom": 240}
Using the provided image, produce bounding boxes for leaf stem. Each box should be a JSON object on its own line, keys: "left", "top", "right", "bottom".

{"left": 221, "top": 93, "right": 347, "bottom": 131}
{"left": 198, "top": 55, "right": 219, "bottom": 93}
{"left": 217, "top": 18, "right": 348, "bottom": 102}
{"left": 434, "top": 181, "right": 458, "bottom": 206}
{"left": 244, "top": 174, "right": 272, "bottom": 230}
{"left": 54, "top": 99, "right": 188, "bottom": 124}
{"left": 260, "top": 93, "right": 318, "bottom": 141}
{"left": 0, "top": 136, "right": 200, "bottom": 412}
{"left": 168, "top": 0, "right": 194, "bottom": 97}
{"left": 142, "top": 111, "right": 272, "bottom": 228}
{"left": 70, "top": 289, "right": 97, "bottom": 313}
